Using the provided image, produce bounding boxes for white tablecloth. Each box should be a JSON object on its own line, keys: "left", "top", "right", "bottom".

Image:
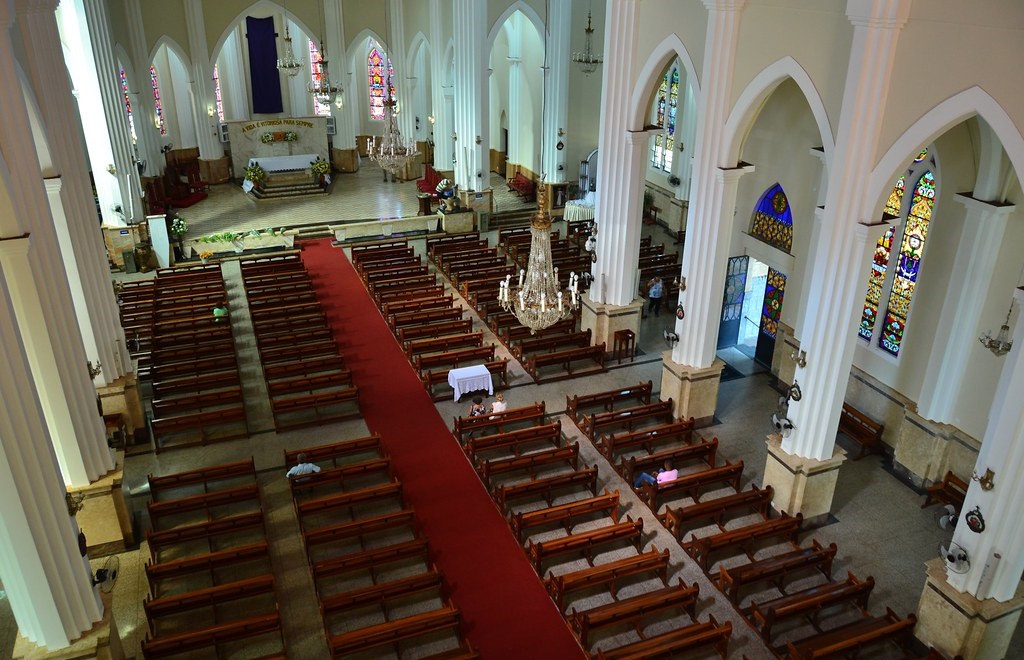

{"left": 447, "top": 364, "right": 494, "bottom": 401}
{"left": 565, "top": 201, "right": 596, "bottom": 223}
{"left": 249, "top": 154, "right": 318, "bottom": 172}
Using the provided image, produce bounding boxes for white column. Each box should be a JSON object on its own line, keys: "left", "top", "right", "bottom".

{"left": 0, "top": 269, "right": 102, "bottom": 649}
{"left": 221, "top": 26, "right": 251, "bottom": 121}
{"left": 452, "top": 0, "right": 487, "bottom": 190}
{"left": 389, "top": 0, "right": 414, "bottom": 141}
{"left": 675, "top": 77, "right": 698, "bottom": 201}
{"left": 541, "top": 0, "right": 570, "bottom": 182}
{"left": 184, "top": 0, "right": 224, "bottom": 160}
{"left": 59, "top": 0, "right": 141, "bottom": 225}
{"left": 122, "top": 0, "right": 162, "bottom": 178}
{"left": 592, "top": 0, "right": 643, "bottom": 306}
{"left": 947, "top": 286, "right": 1024, "bottom": 600}
{"left": 783, "top": 0, "right": 913, "bottom": 461}
{"left": 672, "top": 0, "right": 747, "bottom": 368}
{"left": 18, "top": 0, "right": 130, "bottom": 386}
{"left": 428, "top": 0, "right": 452, "bottom": 170}
{"left": 793, "top": 149, "right": 829, "bottom": 334}
{"left": 918, "top": 195, "right": 1015, "bottom": 421}
{"left": 325, "top": 0, "right": 355, "bottom": 149}
{"left": 506, "top": 15, "right": 522, "bottom": 167}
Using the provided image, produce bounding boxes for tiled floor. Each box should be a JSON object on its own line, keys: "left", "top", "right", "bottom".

{"left": 7, "top": 163, "right": 1022, "bottom": 657}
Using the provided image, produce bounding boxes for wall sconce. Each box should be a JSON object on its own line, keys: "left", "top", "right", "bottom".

{"left": 87, "top": 360, "right": 102, "bottom": 379}
{"left": 678, "top": 276, "right": 686, "bottom": 292}
{"left": 415, "top": 116, "right": 421, "bottom": 131}
{"left": 558, "top": 128, "right": 566, "bottom": 137}
{"left": 207, "top": 106, "right": 215, "bottom": 117}
{"left": 475, "top": 135, "right": 482, "bottom": 145}
{"left": 790, "top": 349, "right": 807, "bottom": 368}
{"left": 66, "top": 491, "right": 85, "bottom": 516}
{"left": 972, "top": 468, "right": 995, "bottom": 491}
{"left": 105, "top": 164, "right": 116, "bottom": 175}
{"left": 678, "top": 141, "right": 685, "bottom": 152}
{"left": 451, "top": 131, "right": 457, "bottom": 141}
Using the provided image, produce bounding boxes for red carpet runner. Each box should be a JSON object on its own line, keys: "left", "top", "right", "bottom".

{"left": 300, "top": 239, "right": 584, "bottom": 659}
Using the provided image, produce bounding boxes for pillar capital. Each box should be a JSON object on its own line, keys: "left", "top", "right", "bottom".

{"left": 702, "top": 0, "right": 747, "bottom": 11}
{"left": 846, "top": 0, "right": 912, "bottom": 29}
{"left": 953, "top": 192, "right": 1017, "bottom": 217}
{"left": 0, "top": 234, "right": 31, "bottom": 258}
{"left": 714, "top": 162, "right": 756, "bottom": 184}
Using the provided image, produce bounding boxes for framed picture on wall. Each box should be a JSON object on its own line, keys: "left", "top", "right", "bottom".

{"left": 552, "top": 183, "right": 568, "bottom": 209}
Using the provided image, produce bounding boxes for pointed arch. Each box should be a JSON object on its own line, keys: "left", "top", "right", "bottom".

{"left": 629, "top": 33, "right": 700, "bottom": 131}
{"left": 750, "top": 183, "right": 794, "bottom": 253}
{"left": 407, "top": 31, "right": 430, "bottom": 75}
{"left": 487, "top": 1, "right": 544, "bottom": 54}
{"left": 149, "top": 35, "right": 191, "bottom": 73}
{"left": 209, "top": 0, "right": 318, "bottom": 68}
{"left": 723, "top": 56, "right": 835, "bottom": 169}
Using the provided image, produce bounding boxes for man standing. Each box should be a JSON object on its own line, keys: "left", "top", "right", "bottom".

{"left": 648, "top": 276, "right": 665, "bottom": 317}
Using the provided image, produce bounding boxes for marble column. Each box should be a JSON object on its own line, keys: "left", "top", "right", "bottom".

{"left": 506, "top": 15, "right": 522, "bottom": 168}
{"left": 541, "top": 0, "right": 570, "bottom": 183}
{"left": 779, "top": 0, "right": 912, "bottom": 462}
{"left": 428, "top": 0, "right": 453, "bottom": 172}
{"left": 122, "top": 0, "right": 162, "bottom": 178}
{"left": 17, "top": 0, "right": 131, "bottom": 387}
{"left": 389, "top": 0, "right": 414, "bottom": 142}
{"left": 325, "top": 0, "right": 358, "bottom": 170}
{"left": 0, "top": 269, "right": 102, "bottom": 649}
{"left": 452, "top": 0, "right": 487, "bottom": 191}
{"left": 184, "top": 0, "right": 226, "bottom": 171}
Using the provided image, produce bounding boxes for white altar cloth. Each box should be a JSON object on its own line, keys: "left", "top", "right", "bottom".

{"left": 447, "top": 364, "right": 494, "bottom": 401}
{"left": 565, "top": 201, "right": 596, "bottom": 223}
{"left": 249, "top": 154, "right": 318, "bottom": 172}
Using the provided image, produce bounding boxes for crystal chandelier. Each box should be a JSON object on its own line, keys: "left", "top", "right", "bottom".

{"left": 308, "top": 40, "right": 342, "bottom": 107}
{"left": 498, "top": 185, "right": 581, "bottom": 333}
{"left": 276, "top": 17, "right": 304, "bottom": 77}
{"left": 368, "top": 70, "right": 419, "bottom": 175}
{"left": 979, "top": 301, "right": 1015, "bottom": 356}
{"left": 570, "top": 6, "right": 603, "bottom": 75}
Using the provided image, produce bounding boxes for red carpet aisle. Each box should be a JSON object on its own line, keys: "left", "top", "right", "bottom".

{"left": 300, "top": 239, "right": 585, "bottom": 660}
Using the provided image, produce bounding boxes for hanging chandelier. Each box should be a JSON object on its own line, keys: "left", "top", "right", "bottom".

{"left": 276, "top": 18, "right": 304, "bottom": 76}
{"left": 368, "top": 75, "right": 419, "bottom": 175}
{"left": 308, "top": 40, "right": 342, "bottom": 107}
{"left": 979, "top": 301, "right": 1015, "bottom": 356}
{"left": 499, "top": 185, "right": 581, "bottom": 333}
{"left": 570, "top": 6, "right": 603, "bottom": 75}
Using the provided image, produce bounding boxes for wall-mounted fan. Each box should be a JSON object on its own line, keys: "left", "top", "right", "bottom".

{"left": 935, "top": 503, "right": 959, "bottom": 530}
{"left": 940, "top": 541, "right": 970, "bottom": 574}
{"left": 92, "top": 555, "right": 120, "bottom": 594}
{"left": 771, "top": 393, "right": 795, "bottom": 438}
{"left": 663, "top": 329, "right": 679, "bottom": 348}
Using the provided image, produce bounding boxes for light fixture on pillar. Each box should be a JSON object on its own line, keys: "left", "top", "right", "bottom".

{"left": 367, "top": 4, "right": 420, "bottom": 176}
{"left": 571, "top": 2, "right": 603, "bottom": 75}
{"left": 978, "top": 300, "right": 1014, "bottom": 356}
{"left": 277, "top": 0, "right": 304, "bottom": 77}
{"left": 308, "top": 1, "right": 341, "bottom": 106}
{"left": 499, "top": 184, "right": 580, "bottom": 334}
{"left": 790, "top": 349, "right": 807, "bottom": 368}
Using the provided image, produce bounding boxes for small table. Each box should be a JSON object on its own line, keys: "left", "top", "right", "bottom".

{"left": 447, "top": 364, "right": 494, "bottom": 401}
{"left": 613, "top": 329, "right": 636, "bottom": 364}
{"left": 417, "top": 193, "right": 433, "bottom": 216}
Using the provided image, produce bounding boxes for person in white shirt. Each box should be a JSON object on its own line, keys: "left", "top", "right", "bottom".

{"left": 489, "top": 393, "right": 507, "bottom": 414}
{"left": 286, "top": 453, "right": 321, "bottom": 478}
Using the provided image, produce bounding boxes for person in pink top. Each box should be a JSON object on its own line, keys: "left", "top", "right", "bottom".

{"left": 634, "top": 461, "right": 677, "bottom": 489}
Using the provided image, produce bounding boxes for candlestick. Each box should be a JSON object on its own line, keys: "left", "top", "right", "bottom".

{"left": 519, "top": 269, "right": 525, "bottom": 287}
{"left": 557, "top": 291, "right": 563, "bottom": 312}
{"left": 518, "top": 291, "right": 525, "bottom": 310}
{"left": 541, "top": 292, "right": 546, "bottom": 313}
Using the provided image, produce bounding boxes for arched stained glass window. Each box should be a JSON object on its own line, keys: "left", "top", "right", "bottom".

{"left": 761, "top": 268, "right": 787, "bottom": 338}
{"left": 309, "top": 40, "right": 331, "bottom": 117}
{"left": 212, "top": 64, "right": 224, "bottom": 123}
{"left": 150, "top": 65, "right": 166, "bottom": 136}
{"left": 649, "top": 66, "right": 678, "bottom": 172}
{"left": 750, "top": 183, "right": 794, "bottom": 252}
{"left": 119, "top": 66, "right": 137, "bottom": 144}
{"left": 367, "top": 45, "right": 395, "bottom": 121}
{"left": 884, "top": 176, "right": 905, "bottom": 217}
{"left": 858, "top": 225, "right": 896, "bottom": 340}
{"left": 878, "top": 171, "right": 935, "bottom": 356}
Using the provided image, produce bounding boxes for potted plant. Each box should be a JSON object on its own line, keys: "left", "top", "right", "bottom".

{"left": 199, "top": 250, "right": 214, "bottom": 264}
{"left": 244, "top": 163, "right": 267, "bottom": 191}
{"left": 310, "top": 157, "right": 331, "bottom": 186}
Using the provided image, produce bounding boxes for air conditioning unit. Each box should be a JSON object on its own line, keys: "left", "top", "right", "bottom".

{"left": 325, "top": 116, "right": 337, "bottom": 136}
{"left": 218, "top": 123, "right": 230, "bottom": 143}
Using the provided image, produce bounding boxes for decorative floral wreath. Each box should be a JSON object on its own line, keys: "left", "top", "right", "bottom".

{"left": 284, "top": 131, "right": 298, "bottom": 142}
{"left": 260, "top": 133, "right": 274, "bottom": 144}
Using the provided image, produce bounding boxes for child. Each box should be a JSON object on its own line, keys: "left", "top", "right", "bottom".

{"left": 469, "top": 396, "right": 486, "bottom": 417}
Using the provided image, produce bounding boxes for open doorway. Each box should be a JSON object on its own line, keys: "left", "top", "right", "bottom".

{"left": 716, "top": 256, "right": 784, "bottom": 376}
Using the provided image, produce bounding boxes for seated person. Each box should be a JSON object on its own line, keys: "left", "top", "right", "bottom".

{"left": 468, "top": 396, "right": 486, "bottom": 417}
{"left": 634, "top": 461, "right": 679, "bottom": 489}
{"left": 489, "top": 393, "right": 507, "bottom": 415}
{"left": 212, "top": 300, "right": 229, "bottom": 322}
{"left": 286, "top": 453, "right": 321, "bottom": 479}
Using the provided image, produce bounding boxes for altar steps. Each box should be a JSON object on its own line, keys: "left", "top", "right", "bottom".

{"left": 293, "top": 225, "right": 334, "bottom": 240}
{"left": 489, "top": 208, "right": 535, "bottom": 229}
{"left": 251, "top": 181, "right": 329, "bottom": 201}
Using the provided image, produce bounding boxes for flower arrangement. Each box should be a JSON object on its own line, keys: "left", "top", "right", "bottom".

{"left": 260, "top": 133, "right": 274, "bottom": 144}
{"left": 198, "top": 250, "right": 214, "bottom": 260}
{"left": 245, "top": 163, "right": 266, "bottom": 184}
{"left": 284, "top": 131, "right": 298, "bottom": 142}
{"left": 310, "top": 157, "right": 330, "bottom": 176}
{"left": 170, "top": 218, "right": 188, "bottom": 236}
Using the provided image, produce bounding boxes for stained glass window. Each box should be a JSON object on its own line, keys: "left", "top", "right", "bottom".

{"left": 878, "top": 171, "right": 935, "bottom": 356}
{"left": 367, "top": 45, "right": 395, "bottom": 121}
{"left": 750, "top": 184, "right": 794, "bottom": 252}
{"left": 884, "top": 175, "right": 905, "bottom": 217}
{"left": 212, "top": 64, "right": 224, "bottom": 123}
{"left": 119, "top": 66, "right": 137, "bottom": 144}
{"left": 722, "top": 256, "right": 749, "bottom": 323}
{"left": 649, "top": 67, "right": 678, "bottom": 172}
{"left": 150, "top": 65, "right": 166, "bottom": 136}
{"left": 761, "top": 268, "right": 787, "bottom": 339}
{"left": 309, "top": 40, "right": 331, "bottom": 117}
{"left": 858, "top": 225, "right": 895, "bottom": 340}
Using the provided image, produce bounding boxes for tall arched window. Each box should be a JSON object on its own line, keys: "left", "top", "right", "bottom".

{"left": 149, "top": 65, "right": 166, "bottom": 136}
{"left": 309, "top": 40, "right": 331, "bottom": 117}
{"left": 649, "top": 65, "right": 678, "bottom": 173}
{"left": 212, "top": 64, "right": 224, "bottom": 122}
{"left": 857, "top": 148, "right": 936, "bottom": 357}
{"left": 118, "top": 66, "right": 137, "bottom": 144}
{"left": 750, "top": 183, "right": 794, "bottom": 253}
{"left": 367, "top": 45, "right": 395, "bottom": 121}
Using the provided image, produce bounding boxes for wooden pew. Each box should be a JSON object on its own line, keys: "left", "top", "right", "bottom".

{"left": 328, "top": 606, "right": 462, "bottom": 659}
{"left": 499, "top": 317, "right": 577, "bottom": 344}
{"left": 422, "top": 359, "right": 510, "bottom": 402}
{"left": 151, "top": 387, "right": 244, "bottom": 418}
{"left": 147, "top": 511, "right": 265, "bottom": 558}
{"left": 397, "top": 318, "right": 474, "bottom": 343}
{"left": 141, "top": 611, "right": 282, "bottom": 660}
{"left": 601, "top": 419, "right": 697, "bottom": 470}
{"left": 838, "top": 402, "right": 884, "bottom": 459}
{"left": 271, "top": 386, "right": 361, "bottom": 430}
{"left": 259, "top": 340, "right": 339, "bottom": 364}
{"left": 152, "top": 371, "right": 240, "bottom": 399}
{"left": 570, "top": 579, "right": 699, "bottom": 649}
{"left": 426, "top": 230, "right": 481, "bottom": 258}
{"left": 405, "top": 332, "right": 484, "bottom": 359}
{"left": 143, "top": 573, "right": 274, "bottom": 625}
{"left": 452, "top": 402, "right": 546, "bottom": 441}
{"left": 683, "top": 512, "right": 803, "bottom": 572}
{"left": 414, "top": 345, "right": 496, "bottom": 374}
{"left": 546, "top": 546, "right": 670, "bottom": 612}
{"left": 284, "top": 434, "right": 382, "bottom": 468}
{"left": 525, "top": 343, "right": 607, "bottom": 382}
{"left": 312, "top": 538, "right": 430, "bottom": 584}
{"left": 495, "top": 466, "right": 599, "bottom": 513}
{"left": 527, "top": 517, "right": 644, "bottom": 573}
{"left": 512, "top": 330, "right": 592, "bottom": 361}
{"left": 581, "top": 399, "right": 675, "bottom": 442}
{"left": 152, "top": 405, "right": 249, "bottom": 451}
{"left": 320, "top": 570, "right": 443, "bottom": 620}
{"left": 751, "top": 571, "right": 874, "bottom": 641}
{"left": 382, "top": 294, "right": 455, "bottom": 317}
{"left": 784, "top": 608, "right": 916, "bottom": 659}
{"left": 295, "top": 481, "right": 403, "bottom": 530}
{"left": 478, "top": 442, "right": 580, "bottom": 485}
{"left": 145, "top": 542, "right": 269, "bottom": 595}
{"left": 263, "top": 355, "right": 347, "bottom": 381}
{"left": 510, "top": 489, "right": 619, "bottom": 542}
{"left": 389, "top": 306, "right": 465, "bottom": 332}
{"left": 715, "top": 538, "right": 836, "bottom": 604}
{"left": 148, "top": 458, "right": 256, "bottom": 501}
{"left": 303, "top": 509, "right": 417, "bottom": 558}
{"left": 257, "top": 326, "right": 333, "bottom": 350}
{"left": 466, "top": 421, "right": 562, "bottom": 463}
{"left": 595, "top": 616, "right": 731, "bottom": 660}
{"left": 565, "top": 381, "right": 653, "bottom": 424}
{"left": 288, "top": 456, "right": 392, "bottom": 499}
{"left": 147, "top": 483, "right": 261, "bottom": 531}
{"left": 266, "top": 372, "right": 354, "bottom": 398}
{"left": 921, "top": 470, "right": 968, "bottom": 511}
{"left": 638, "top": 460, "right": 744, "bottom": 511}
{"left": 660, "top": 482, "right": 771, "bottom": 541}
{"left": 620, "top": 436, "right": 716, "bottom": 486}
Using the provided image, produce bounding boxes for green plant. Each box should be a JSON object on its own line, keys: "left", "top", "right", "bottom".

{"left": 284, "top": 131, "right": 298, "bottom": 142}
{"left": 170, "top": 218, "right": 188, "bottom": 236}
{"left": 245, "top": 163, "right": 266, "bottom": 184}
{"left": 310, "top": 157, "right": 330, "bottom": 176}
{"left": 260, "top": 133, "right": 274, "bottom": 144}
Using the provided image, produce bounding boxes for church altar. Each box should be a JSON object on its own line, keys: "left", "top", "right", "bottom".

{"left": 565, "top": 200, "right": 596, "bottom": 223}
{"left": 249, "top": 154, "right": 318, "bottom": 172}
{"left": 224, "top": 118, "right": 329, "bottom": 180}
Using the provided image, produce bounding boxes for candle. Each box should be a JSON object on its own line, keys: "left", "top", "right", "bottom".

{"left": 554, "top": 267, "right": 559, "bottom": 283}
{"left": 541, "top": 292, "right": 546, "bottom": 313}
{"left": 498, "top": 284, "right": 503, "bottom": 301}
{"left": 557, "top": 291, "right": 563, "bottom": 312}
{"left": 519, "top": 291, "right": 525, "bottom": 310}
{"left": 519, "top": 269, "right": 525, "bottom": 287}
